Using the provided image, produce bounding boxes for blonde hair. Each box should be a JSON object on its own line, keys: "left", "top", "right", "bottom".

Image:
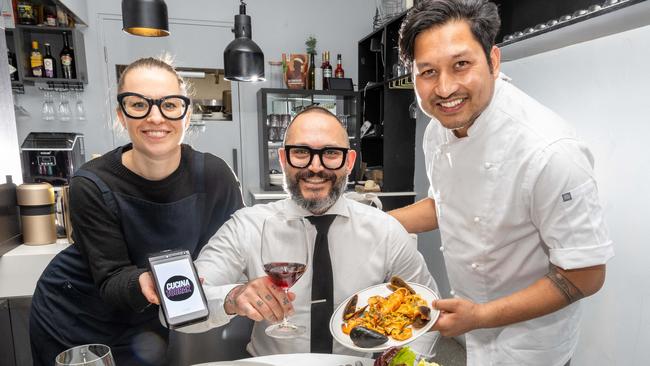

{"left": 117, "top": 54, "right": 189, "bottom": 96}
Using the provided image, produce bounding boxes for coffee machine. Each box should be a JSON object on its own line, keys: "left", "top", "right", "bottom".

{"left": 21, "top": 132, "right": 85, "bottom": 240}
{"left": 21, "top": 132, "right": 85, "bottom": 186}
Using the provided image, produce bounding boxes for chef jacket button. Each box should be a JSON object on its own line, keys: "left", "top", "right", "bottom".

{"left": 473, "top": 216, "right": 481, "bottom": 223}
{"left": 484, "top": 162, "right": 492, "bottom": 169}
{"left": 450, "top": 290, "right": 456, "bottom": 296}
{"left": 439, "top": 246, "right": 445, "bottom": 252}
{"left": 471, "top": 263, "right": 479, "bottom": 269}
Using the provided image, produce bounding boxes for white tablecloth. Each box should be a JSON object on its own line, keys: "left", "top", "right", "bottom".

{"left": 193, "top": 353, "right": 374, "bottom": 366}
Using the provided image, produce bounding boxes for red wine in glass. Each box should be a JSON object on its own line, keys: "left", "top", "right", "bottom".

{"left": 264, "top": 262, "right": 306, "bottom": 289}
{"left": 260, "top": 216, "right": 309, "bottom": 338}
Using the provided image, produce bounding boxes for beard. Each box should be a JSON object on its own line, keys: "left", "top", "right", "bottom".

{"left": 284, "top": 169, "right": 348, "bottom": 215}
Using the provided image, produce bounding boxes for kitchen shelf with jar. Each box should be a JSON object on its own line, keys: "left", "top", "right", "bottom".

{"left": 257, "top": 88, "right": 361, "bottom": 191}
{"left": 13, "top": 25, "right": 87, "bottom": 85}
{"left": 358, "top": 10, "right": 418, "bottom": 210}
{"left": 497, "top": 0, "right": 650, "bottom": 61}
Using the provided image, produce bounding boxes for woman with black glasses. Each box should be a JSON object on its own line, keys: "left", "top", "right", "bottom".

{"left": 29, "top": 56, "right": 244, "bottom": 366}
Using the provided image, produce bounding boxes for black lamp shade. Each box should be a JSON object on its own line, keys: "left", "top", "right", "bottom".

{"left": 122, "top": 0, "right": 170, "bottom": 37}
{"left": 224, "top": 6, "right": 265, "bottom": 82}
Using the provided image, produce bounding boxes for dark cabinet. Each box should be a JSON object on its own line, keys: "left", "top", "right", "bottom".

{"left": 495, "top": 0, "right": 646, "bottom": 46}
{"left": 12, "top": 25, "right": 87, "bottom": 84}
{"left": 257, "top": 88, "right": 361, "bottom": 191}
{"left": 358, "top": 12, "right": 417, "bottom": 210}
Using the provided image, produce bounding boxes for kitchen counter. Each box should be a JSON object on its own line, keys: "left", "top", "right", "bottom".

{"left": 0, "top": 239, "right": 69, "bottom": 299}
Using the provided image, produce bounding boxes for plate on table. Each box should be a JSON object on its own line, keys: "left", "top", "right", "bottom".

{"left": 329, "top": 282, "right": 440, "bottom": 353}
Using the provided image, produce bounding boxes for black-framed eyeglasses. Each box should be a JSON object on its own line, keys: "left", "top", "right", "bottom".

{"left": 117, "top": 92, "right": 191, "bottom": 120}
{"left": 284, "top": 145, "right": 349, "bottom": 170}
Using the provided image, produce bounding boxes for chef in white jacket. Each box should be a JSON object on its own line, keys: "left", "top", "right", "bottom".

{"left": 389, "top": 1, "right": 614, "bottom": 366}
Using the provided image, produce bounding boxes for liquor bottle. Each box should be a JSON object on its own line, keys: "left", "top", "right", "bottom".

{"left": 322, "top": 51, "right": 332, "bottom": 90}
{"left": 60, "top": 32, "right": 76, "bottom": 79}
{"left": 17, "top": 0, "right": 36, "bottom": 25}
{"left": 335, "top": 54, "right": 345, "bottom": 78}
{"left": 307, "top": 53, "right": 316, "bottom": 90}
{"left": 43, "top": 43, "right": 57, "bottom": 78}
{"left": 30, "top": 41, "right": 43, "bottom": 78}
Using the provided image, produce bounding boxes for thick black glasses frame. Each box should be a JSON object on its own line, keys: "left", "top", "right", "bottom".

{"left": 284, "top": 145, "right": 349, "bottom": 170}
{"left": 117, "top": 92, "right": 191, "bottom": 121}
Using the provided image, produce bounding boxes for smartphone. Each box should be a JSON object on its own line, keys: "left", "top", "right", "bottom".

{"left": 148, "top": 249, "right": 209, "bottom": 329}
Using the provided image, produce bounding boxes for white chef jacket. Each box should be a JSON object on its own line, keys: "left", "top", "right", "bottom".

{"left": 180, "top": 196, "right": 438, "bottom": 357}
{"left": 423, "top": 76, "right": 614, "bottom": 366}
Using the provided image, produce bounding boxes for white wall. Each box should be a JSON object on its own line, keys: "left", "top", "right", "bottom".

{"left": 501, "top": 25, "right": 650, "bottom": 366}
{"left": 12, "top": 0, "right": 376, "bottom": 202}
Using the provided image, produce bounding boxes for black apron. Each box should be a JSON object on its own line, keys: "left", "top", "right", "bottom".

{"left": 30, "top": 148, "right": 206, "bottom": 366}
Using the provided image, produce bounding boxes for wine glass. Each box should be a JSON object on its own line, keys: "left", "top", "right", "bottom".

{"left": 42, "top": 91, "right": 55, "bottom": 121}
{"left": 260, "top": 215, "right": 309, "bottom": 338}
{"left": 55, "top": 344, "right": 115, "bottom": 366}
{"left": 57, "top": 92, "right": 71, "bottom": 122}
{"left": 74, "top": 92, "right": 86, "bottom": 121}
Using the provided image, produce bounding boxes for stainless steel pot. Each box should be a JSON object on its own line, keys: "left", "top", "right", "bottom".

{"left": 16, "top": 183, "right": 56, "bottom": 245}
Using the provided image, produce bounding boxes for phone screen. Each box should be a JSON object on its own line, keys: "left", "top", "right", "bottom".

{"left": 150, "top": 254, "right": 208, "bottom": 324}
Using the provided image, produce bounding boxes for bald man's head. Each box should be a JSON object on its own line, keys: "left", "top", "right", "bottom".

{"left": 283, "top": 107, "right": 349, "bottom": 148}
{"left": 279, "top": 106, "right": 356, "bottom": 214}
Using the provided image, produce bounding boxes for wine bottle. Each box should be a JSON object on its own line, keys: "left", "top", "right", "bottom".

{"left": 307, "top": 53, "right": 316, "bottom": 90}
{"left": 335, "top": 54, "right": 345, "bottom": 78}
{"left": 30, "top": 41, "right": 43, "bottom": 78}
{"left": 322, "top": 51, "right": 332, "bottom": 90}
{"left": 60, "top": 32, "right": 76, "bottom": 79}
{"left": 43, "top": 43, "right": 57, "bottom": 78}
{"left": 17, "top": 0, "right": 36, "bottom": 25}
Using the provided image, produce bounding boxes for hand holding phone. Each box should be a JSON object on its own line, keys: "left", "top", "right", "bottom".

{"left": 148, "top": 250, "right": 209, "bottom": 328}
{"left": 139, "top": 272, "right": 160, "bottom": 305}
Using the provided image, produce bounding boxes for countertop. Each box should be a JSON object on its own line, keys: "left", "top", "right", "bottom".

{"left": 0, "top": 239, "right": 69, "bottom": 299}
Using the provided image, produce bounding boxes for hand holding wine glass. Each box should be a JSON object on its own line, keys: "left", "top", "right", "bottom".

{"left": 261, "top": 215, "right": 309, "bottom": 338}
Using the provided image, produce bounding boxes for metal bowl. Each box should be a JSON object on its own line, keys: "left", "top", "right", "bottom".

{"left": 588, "top": 4, "right": 602, "bottom": 12}
{"left": 546, "top": 19, "right": 559, "bottom": 27}
{"left": 534, "top": 23, "right": 548, "bottom": 31}
{"left": 573, "top": 9, "right": 589, "bottom": 17}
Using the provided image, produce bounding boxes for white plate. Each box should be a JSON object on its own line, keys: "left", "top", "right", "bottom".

{"left": 330, "top": 282, "right": 440, "bottom": 353}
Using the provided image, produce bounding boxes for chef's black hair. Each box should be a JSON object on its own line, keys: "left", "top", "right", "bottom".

{"left": 399, "top": 0, "right": 500, "bottom": 70}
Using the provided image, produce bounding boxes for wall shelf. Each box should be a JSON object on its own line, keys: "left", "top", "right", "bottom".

{"left": 13, "top": 25, "right": 88, "bottom": 84}
{"left": 499, "top": 0, "right": 650, "bottom": 61}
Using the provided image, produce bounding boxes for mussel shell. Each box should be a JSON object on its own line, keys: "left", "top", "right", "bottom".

{"left": 350, "top": 326, "right": 389, "bottom": 348}
{"left": 412, "top": 306, "right": 432, "bottom": 329}
{"left": 343, "top": 294, "right": 358, "bottom": 320}
{"left": 389, "top": 276, "right": 416, "bottom": 294}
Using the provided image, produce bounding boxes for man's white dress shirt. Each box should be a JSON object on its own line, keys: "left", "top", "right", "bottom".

{"left": 182, "top": 196, "right": 437, "bottom": 356}
{"left": 424, "top": 76, "right": 614, "bottom": 366}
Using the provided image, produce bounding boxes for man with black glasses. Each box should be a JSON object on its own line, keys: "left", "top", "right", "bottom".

{"left": 142, "top": 106, "right": 438, "bottom": 356}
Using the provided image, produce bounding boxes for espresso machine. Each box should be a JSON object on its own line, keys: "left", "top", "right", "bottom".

{"left": 21, "top": 132, "right": 85, "bottom": 186}
{"left": 20, "top": 132, "right": 85, "bottom": 240}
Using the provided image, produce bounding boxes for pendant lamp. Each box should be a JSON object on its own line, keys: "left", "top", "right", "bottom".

{"left": 224, "top": 1, "right": 265, "bottom": 82}
{"left": 122, "top": 0, "right": 170, "bottom": 37}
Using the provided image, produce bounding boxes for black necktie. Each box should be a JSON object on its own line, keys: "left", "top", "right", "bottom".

{"left": 307, "top": 214, "right": 336, "bottom": 353}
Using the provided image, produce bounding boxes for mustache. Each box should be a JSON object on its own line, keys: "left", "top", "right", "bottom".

{"left": 295, "top": 169, "right": 336, "bottom": 182}
{"left": 433, "top": 93, "right": 468, "bottom": 104}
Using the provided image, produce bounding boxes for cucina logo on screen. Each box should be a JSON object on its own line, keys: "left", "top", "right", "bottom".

{"left": 164, "top": 275, "right": 194, "bottom": 301}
